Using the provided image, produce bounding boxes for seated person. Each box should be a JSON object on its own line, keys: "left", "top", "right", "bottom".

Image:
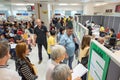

{"left": 52, "top": 64, "right": 82, "bottom": 80}
{"left": 97, "top": 37, "right": 104, "bottom": 45}
{"left": 14, "top": 31, "right": 24, "bottom": 43}
{"left": 0, "top": 33, "right": 8, "bottom": 42}
{"left": 104, "top": 28, "right": 116, "bottom": 49}
{"left": 99, "top": 25, "right": 105, "bottom": 37}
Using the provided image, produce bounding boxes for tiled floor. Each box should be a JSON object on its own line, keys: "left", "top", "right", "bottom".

{"left": 8, "top": 45, "right": 78, "bottom": 80}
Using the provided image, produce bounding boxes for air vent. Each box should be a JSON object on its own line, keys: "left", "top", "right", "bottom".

{"left": 40, "top": 1, "right": 49, "bottom": 2}
{"left": 4, "top": 0, "right": 11, "bottom": 1}
{"left": 93, "top": 0, "right": 105, "bottom": 2}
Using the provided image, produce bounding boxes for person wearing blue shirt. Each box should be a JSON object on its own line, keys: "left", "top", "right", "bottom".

{"left": 59, "top": 26, "right": 75, "bottom": 70}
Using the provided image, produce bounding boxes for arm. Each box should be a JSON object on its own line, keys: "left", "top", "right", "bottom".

{"left": 74, "top": 77, "right": 82, "bottom": 80}
{"left": 33, "top": 34, "right": 37, "bottom": 46}
{"left": 33, "top": 28, "right": 37, "bottom": 46}
{"left": 15, "top": 36, "right": 24, "bottom": 43}
{"left": 44, "top": 26, "right": 49, "bottom": 37}
{"left": 59, "top": 36, "right": 68, "bottom": 58}
{"left": 59, "top": 35, "right": 66, "bottom": 46}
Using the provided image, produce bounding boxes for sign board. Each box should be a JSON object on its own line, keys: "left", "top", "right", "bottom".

{"left": 87, "top": 40, "right": 110, "bottom": 80}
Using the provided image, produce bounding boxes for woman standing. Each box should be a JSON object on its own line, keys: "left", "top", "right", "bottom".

{"left": 78, "top": 35, "right": 91, "bottom": 80}
{"left": 15, "top": 43, "right": 37, "bottom": 80}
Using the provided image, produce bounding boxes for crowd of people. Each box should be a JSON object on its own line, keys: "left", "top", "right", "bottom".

{"left": 0, "top": 15, "right": 118, "bottom": 80}
{"left": 85, "top": 20, "right": 118, "bottom": 50}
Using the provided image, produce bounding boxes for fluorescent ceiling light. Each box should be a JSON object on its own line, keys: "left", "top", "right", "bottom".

{"left": 95, "top": 3, "right": 108, "bottom": 6}
{"left": 58, "top": 3, "right": 80, "bottom": 6}
{"left": 58, "top": 3, "right": 68, "bottom": 6}
{"left": 70, "top": 4, "right": 80, "bottom": 6}
{"left": 0, "top": 4, "right": 4, "bottom": 7}
{"left": 13, "top": 3, "right": 34, "bottom": 6}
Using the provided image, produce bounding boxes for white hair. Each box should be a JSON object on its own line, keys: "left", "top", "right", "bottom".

{"left": 51, "top": 45, "right": 66, "bottom": 60}
{"left": 52, "top": 64, "right": 71, "bottom": 80}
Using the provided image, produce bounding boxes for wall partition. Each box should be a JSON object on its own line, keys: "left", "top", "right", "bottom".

{"left": 78, "top": 15, "right": 103, "bottom": 26}
{"left": 78, "top": 15, "right": 120, "bottom": 33}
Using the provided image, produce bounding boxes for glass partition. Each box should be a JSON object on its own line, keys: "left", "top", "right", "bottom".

{"left": 73, "top": 21, "right": 88, "bottom": 44}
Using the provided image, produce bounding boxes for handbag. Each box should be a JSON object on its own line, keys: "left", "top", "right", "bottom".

{"left": 75, "top": 42, "right": 79, "bottom": 51}
{"left": 81, "top": 56, "right": 88, "bottom": 66}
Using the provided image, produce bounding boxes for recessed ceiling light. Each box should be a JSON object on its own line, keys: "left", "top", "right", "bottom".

{"left": 58, "top": 3, "right": 68, "bottom": 6}
{"left": 13, "top": 3, "right": 34, "bottom": 6}
{"left": 58, "top": 3, "right": 80, "bottom": 6}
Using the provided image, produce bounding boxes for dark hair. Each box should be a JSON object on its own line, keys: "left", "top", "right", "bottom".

{"left": 41, "top": 21, "right": 44, "bottom": 24}
{"left": 100, "top": 24, "right": 103, "bottom": 26}
{"left": 0, "top": 41, "right": 9, "bottom": 58}
{"left": 66, "top": 25, "right": 73, "bottom": 29}
{"left": 81, "top": 35, "right": 91, "bottom": 49}
{"left": 50, "top": 30, "right": 56, "bottom": 36}
{"left": 91, "top": 21, "right": 94, "bottom": 23}
{"left": 60, "top": 27, "right": 65, "bottom": 34}
{"left": 110, "top": 28, "right": 115, "bottom": 33}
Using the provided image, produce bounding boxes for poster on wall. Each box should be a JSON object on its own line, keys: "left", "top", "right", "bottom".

{"left": 87, "top": 40, "right": 110, "bottom": 80}
{"left": 115, "top": 5, "right": 120, "bottom": 12}
{"left": 0, "top": 13, "right": 6, "bottom": 21}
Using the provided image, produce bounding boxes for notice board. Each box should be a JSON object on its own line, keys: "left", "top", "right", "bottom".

{"left": 87, "top": 41, "right": 110, "bottom": 80}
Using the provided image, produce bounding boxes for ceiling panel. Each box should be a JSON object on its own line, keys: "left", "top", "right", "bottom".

{"left": 0, "top": 0, "right": 120, "bottom": 4}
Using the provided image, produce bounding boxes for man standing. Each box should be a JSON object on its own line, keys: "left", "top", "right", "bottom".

{"left": 59, "top": 26, "right": 75, "bottom": 70}
{"left": 34, "top": 19, "right": 48, "bottom": 64}
{"left": 0, "top": 41, "right": 21, "bottom": 80}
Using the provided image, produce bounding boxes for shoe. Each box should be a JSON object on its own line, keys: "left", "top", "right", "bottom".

{"left": 38, "top": 60, "right": 42, "bottom": 64}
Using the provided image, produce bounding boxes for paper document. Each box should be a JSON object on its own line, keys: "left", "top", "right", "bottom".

{"left": 72, "top": 63, "right": 88, "bottom": 80}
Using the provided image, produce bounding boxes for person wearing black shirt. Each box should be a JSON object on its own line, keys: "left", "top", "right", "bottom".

{"left": 34, "top": 19, "right": 48, "bottom": 64}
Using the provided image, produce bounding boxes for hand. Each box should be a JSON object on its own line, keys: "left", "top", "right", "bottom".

{"left": 65, "top": 53, "right": 68, "bottom": 59}
{"left": 74, "top": 77, "right": 82, "bottom": 80}
{"left": 33, "top": 42, "right": 36, "bottom": 47}
{"left": 73, "top": 38, "right": 77, "bottom": 42}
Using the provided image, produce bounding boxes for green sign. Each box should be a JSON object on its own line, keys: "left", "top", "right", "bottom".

{"left": 87, "top": 41, "right": 110, "bottom": 80}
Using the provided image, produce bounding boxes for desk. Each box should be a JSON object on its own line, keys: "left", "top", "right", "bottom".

{"left": 114, "top": 50, "right": 120, "bottom": 57}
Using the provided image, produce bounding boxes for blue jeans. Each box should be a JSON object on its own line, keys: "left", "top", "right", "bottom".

{"left": 63, "top": 55, "right": 74, "bottom": 69}
{"left": 10, "top": 49, "right": 16, "bottom": 60}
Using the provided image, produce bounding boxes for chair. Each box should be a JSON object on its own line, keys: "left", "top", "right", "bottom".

{"left": 109, "top": 37, "right": 117, "bottom": 49}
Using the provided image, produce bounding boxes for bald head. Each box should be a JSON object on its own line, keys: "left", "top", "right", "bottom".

{"left": 36, "top": 19, "right": 41, "bottom": 27}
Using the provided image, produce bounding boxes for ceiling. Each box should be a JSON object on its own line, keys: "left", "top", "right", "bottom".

{"left": 0, "top": 0, "right": 120, "bottom": 5}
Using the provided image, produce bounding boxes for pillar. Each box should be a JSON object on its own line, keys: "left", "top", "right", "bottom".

{"left": 40, "top": 2, "right": 50, "bottom": 29}
{"left": 34, "top": 3, "right": 40, "bottom": 19}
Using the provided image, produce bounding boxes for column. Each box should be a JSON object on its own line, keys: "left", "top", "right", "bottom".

{"left": 34, "top": 3, "right": 40, "bottom": 19}
{"left": 39, "top": 2, "right": 50, "bottom": 29}
{"left": 51, "top": 4, "right": 55, "bottom": 18}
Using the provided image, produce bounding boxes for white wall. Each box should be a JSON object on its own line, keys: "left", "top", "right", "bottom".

{"left": 0, "top": 4, "right": 29, "bottom": 16}
{"left": 53, "top": 5, "right": 83, "bottom": 11}
{"left": 0, "top": 5, "right": 27, "bottom": 11}
{"left": 83, "top": 3, "right": 94, "bottom": 15}
{"left": 94, "top": 3, "right": 120, "bottom": 16}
